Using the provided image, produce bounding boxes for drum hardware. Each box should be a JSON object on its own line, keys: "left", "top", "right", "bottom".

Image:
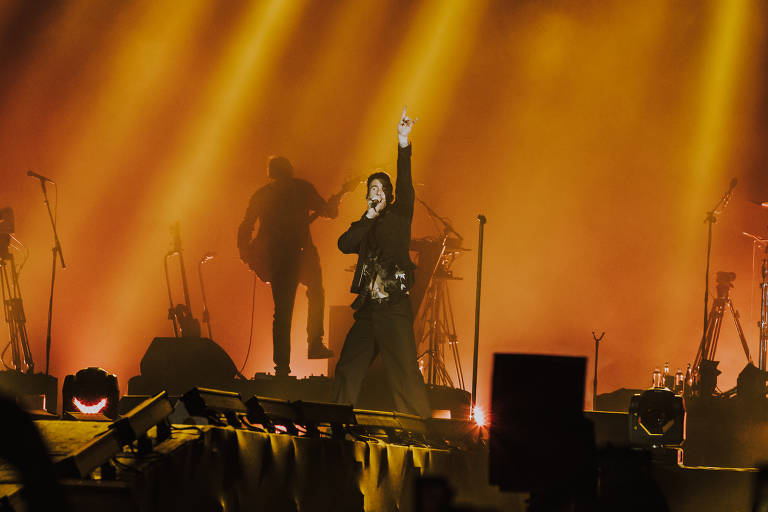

{"left": 743, "top": 231, "right": 768, "bottom": 371}
{"left": 412, "top": 198, "right": 469, "bottom": 391}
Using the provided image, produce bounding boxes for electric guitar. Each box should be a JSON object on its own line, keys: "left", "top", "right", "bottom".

{"left": 244, "top": 175, "right": 362, "bottom": 283}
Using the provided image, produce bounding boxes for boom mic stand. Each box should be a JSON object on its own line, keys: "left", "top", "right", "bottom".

{"left": 29, "top": 172, "right": 66, "bottom": 376}
{"left": 416, "top": 197, "right": 463, "bottom": 243}
{"left": 699, "top": 179, "right": 737, "bottom": 360}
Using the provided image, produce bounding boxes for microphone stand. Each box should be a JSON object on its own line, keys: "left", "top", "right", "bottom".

{"left": 592, "top": 331, "right": 604, "bottom": 410}
{"left": 416, "top": 197, "right": 463, "bottom": 242}
{"left": 33, "top": 176, "right": 66, "bottom": 376}
{"left": 471, "top": 214, "right": 486, "bottom": 418}
{"left": 699, "top": 182, "right": 735, "bottom": 361}
{"left": 198, "top": 254, "right": 214, "bottom": 339}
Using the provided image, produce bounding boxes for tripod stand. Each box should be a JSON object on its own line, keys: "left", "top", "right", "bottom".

{"left": 743, "top": 231, "right": 768, "bottom": 370}
{"left": 414, "top": 236, "right": 466, "bottom": 389}
{"left": 412, "top": 197, "right": 468, "bottom": 390}
{"left": 759, "top": 246, "right": 768, "bottom": 370}
{"left": 0, "top": 232, "right": 34, "bottom": 373}
{"left": 692, "top": 271, "right": 752, "bottom": 392}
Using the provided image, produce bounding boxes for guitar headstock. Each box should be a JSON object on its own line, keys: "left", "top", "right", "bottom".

{"left": 341, "top": 174, "right": 364, "bottom": 194}
{"left": 329, "top": 174, "right": 364, "bottom": 202}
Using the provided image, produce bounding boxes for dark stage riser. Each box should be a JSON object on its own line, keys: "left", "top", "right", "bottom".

{"left": 0, "top": 420, "right": 519, "bottom": 512}
{"left": 0, "top": 418, "right": 759, "bottom": 511}
{"left": 597, "top": 388, "right": 768, "bottom": 468}
{"left": 128, "top": 336, "right": 471, "bottom": 417}
{"left": 0, "top": 370, "right": 57, "bottom": 412}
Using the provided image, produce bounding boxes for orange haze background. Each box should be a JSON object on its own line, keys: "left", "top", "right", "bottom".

{"left": 1, "top": 0, "right": 767, "bottom": 412}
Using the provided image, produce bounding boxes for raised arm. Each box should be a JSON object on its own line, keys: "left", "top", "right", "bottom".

{"left": 394, "top": 106, "right": 415, "bottom": 218}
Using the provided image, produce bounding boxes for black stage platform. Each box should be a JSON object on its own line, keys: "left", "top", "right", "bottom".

{"left": 0, "top": 411, "right": 759, "bottom": 511}
{"left": 0, "top": 417, "right": 516, "bottom": 512}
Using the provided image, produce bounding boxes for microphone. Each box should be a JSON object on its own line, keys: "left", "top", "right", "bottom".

{"left": 721, "top": 177, "right": 738, "bottom": 211}
{"left": 27, "top": 170, "right": 55, "bottom": 183}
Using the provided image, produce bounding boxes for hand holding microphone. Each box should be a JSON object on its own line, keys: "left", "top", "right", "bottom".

{"left": 366, "top": 191, "right": 386, "bottom": 219}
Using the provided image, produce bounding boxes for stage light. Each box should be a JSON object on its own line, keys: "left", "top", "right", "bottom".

{"left": 629, "top": 388, "right": 685, "bottom": 448}
{"left": 181, "top": 387, "right": 247, "bottom": 427}
{"left": 471, "top": 405, "right": 487, "bottom": 427}
{"left": 351, "top": 409, "right": 427, "bottom": 443}
{"left": 56, "top": 391, "right": 173, "bottom": 479}
{"left": 62, "top": 367, "right": 120, "bottom": 419}
{"left": 244, "top": 396, "right": 299, "bottom": 435}
{"left": 292, "top": 400, "right": 355, "bottom": 438}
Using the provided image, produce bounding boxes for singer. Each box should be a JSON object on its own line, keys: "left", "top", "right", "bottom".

{"left": 237, "top": 156, "right": 338, "bottom": 376}
{"left": 333, "top": 107, "right": 431, "bottom": 417}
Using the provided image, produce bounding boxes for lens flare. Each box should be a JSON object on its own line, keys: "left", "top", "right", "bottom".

{"left": 472, "top": 405, "right": 487, "bottom": 427}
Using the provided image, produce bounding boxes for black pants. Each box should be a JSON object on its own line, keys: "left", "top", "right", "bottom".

{"left": 270, "top": 246, "right": 325, "bottom": 374}
{"left": 332, "top": 298, "right": 430, "bottom": 417}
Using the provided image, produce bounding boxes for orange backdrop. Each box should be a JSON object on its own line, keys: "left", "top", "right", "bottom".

{"left": 1, "top": 0, "right": 767, "bottom": 412}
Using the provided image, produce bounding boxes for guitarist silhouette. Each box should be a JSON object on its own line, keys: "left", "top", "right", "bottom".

{"left": 238, "top": 155, "right": 350, "bottom": 376}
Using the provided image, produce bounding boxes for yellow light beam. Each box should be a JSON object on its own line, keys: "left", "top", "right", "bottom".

{"left": 57, "top": 0, "right": 214, "bottom": 240}
{"left": 98, "top": 0, "right": 306, "bottom": 337}
{"left": 285, "top": 0, "right": 384, "bottom": 136}
{"left": 686, "top": 0, "right": 751, "bottom": 202}
{"left": 348, "top": 0, "right": 490, "bottom": 169}
{"left": 155, "top": 0, "right": 307, "bottom": 222}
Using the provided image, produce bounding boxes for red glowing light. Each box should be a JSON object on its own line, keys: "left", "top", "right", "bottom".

{"left": 472, "top": 405, "right": 487, "bottom": 427}
{"left": 73, "top": 397, "right": 108, "bottom": 414}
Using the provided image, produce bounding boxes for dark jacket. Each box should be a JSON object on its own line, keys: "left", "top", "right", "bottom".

{"left": 338, "top": 144, "right": 416, "bottom": 300}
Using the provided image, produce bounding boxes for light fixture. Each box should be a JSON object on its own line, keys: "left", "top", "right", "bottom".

{"left": 628, "top": 388, "right": 685, "bottom": 448}
{"left": 62, "top": 367, "right": 120, "bottom": 419}
{"left": 56, "top": 391, "right": 173, "bottom": 479}
{"left": 181, "top": 387, "right": 247, "bottom": 427}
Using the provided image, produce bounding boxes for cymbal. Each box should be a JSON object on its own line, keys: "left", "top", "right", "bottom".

{"left": 743, "top": 231, "right": 768, "bottom": 244}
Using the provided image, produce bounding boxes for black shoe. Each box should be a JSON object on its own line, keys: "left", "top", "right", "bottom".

{"left": 274, "top": 366, "right": 291, "bottom": 377}
{"left": 308, "top": 342, "right": 334, "bottom": 359}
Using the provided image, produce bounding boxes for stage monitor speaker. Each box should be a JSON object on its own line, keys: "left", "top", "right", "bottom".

{"left": 489, "top": 353, "right": 594, "bottom": 494}
{"left": 136, "top": 337, "right": 237, "bottom": 395}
